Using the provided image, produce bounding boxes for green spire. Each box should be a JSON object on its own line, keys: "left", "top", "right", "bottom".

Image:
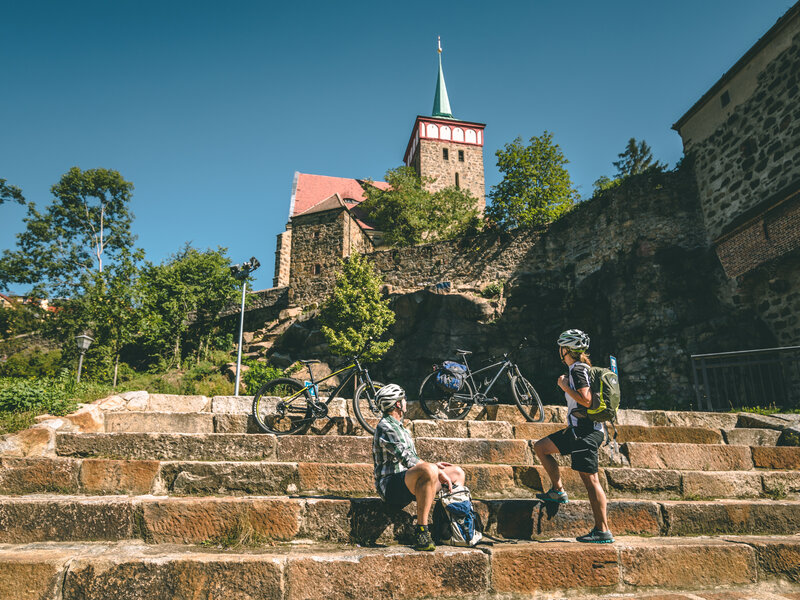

{"left": 432, "top": 36, "right": 453, "bottom": 118}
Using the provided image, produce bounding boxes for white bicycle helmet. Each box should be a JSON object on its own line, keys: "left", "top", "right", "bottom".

{"left": 376, "top": 384, "right": 406, "bottom": 413}
{"left": 557, "top": 329, "right": 590, "bottom": 351}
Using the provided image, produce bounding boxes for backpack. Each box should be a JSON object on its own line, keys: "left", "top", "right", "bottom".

{"left": 435, "top": 361, "right": 467, "bottom": 393}
{"left": 585, "top": 366, "right": 621, "bottom": 422}
{"left": 433, "top": 484, "right": 482, "bottom": 547}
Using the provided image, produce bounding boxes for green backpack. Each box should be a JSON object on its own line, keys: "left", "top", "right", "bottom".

{"left": 584, "top": 367, "right": 620, "bottom": 422}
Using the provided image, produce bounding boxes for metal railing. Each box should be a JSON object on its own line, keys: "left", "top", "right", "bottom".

{"left": 690, "top": 346, "right": 800, "bottom": 411}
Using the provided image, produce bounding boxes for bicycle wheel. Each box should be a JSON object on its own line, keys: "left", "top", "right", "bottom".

{"left": 511, "top": 375, "right": 544, "bottom": 422}
{"left": 418, "top": 372, "right": 474, "bottom": 420}
{"left": 352, "top": 380, "right": 384, "bottom": 435}
{"left": 252, "top": 377, "right": 313, "bottom": 435}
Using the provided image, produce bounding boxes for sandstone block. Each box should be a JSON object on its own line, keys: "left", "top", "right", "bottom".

{"left": 468, "top": 420, "right": 513, "bottom": 439}
{"left": 412, "top": 420, "right": 468, "bottom": 439}
{"left": 778, "top": 424, "right": 800, "bottom": 446}
{"left": 214, "top": 414, "right": 259, "bottom": 433}
{"left": 535, "top": 500, "right": 662, "bottom": 538}
{"left": 416, "top": 437, "right": 531, "bottom": 464}
{"left": 723, "top": 428, "right": 781, "bottom": 446}
{"left": 737, "top": 413, "right": 788, "bottom": 431}
{"left": 81, "top": 459, "right": 159, "bottom": 495}
{"left": 64, "top": 551, "right": 285, "bottom": 600}
{"left": 464, "top": 464, "right": 516, "bottom": 493}
{"left": 0, "top": 457, "right": 80, "bottom": 494}
{"left": 617, "top": 425, "right": 723, "bottom": 445}
{"left": 762, "top": 470, "right": 800, "bottom": 495}
{"left": 141, "top": 497, "right": 302, "bottom": 544}
{"left": 301, "top": 498, "right": 417, "bottom": 545}
{"left": 147, "top": 394, "right": 210, "bottom": 413}
{"left": 619, "top": 538, "right": 756, "bottom": 587}
{"left": 666, "top": 411, "right": 738, "bottom": 429}
{"left": 752, "top": 446, "right": 800, "bottom": 470}
{"left": 277, "top": 435, "right": 372, "bottom": 463}
{"left": 624, "top": 442, "right": 753, "bottom": 471}
{"left": 682, "top": 471, "right": 762, "bottom": 499}
{"left": 211, "top": 395, "right": 253, "bottom": 414}
{"left": 513, "top": 423, "right": 565, "bottom": 440}
{"left": 0, "top": 548, "right": 73, "bottom": 600}
{"left": 120, "top": 390, "right": 148, "bottom": 403}
{"left": 57, "top": 432, "right": 277, "bottom": 461}
{"left": 663, "top": 500, "right": 800, "bottom": 536}
{"left": 515, "top": 465, "right": 607, "bottom": 498}
{"left": 616, "top": 409, "right": 668, "bottom": 426}
{"left": 125, "top": 392, "right": 149, "bottom": 411}
{"left": 0, "top": 496, "right": 135, "bottom": 542}
{"left": 286, "top": 547, "right": 488, "bottom": 600}
{"left": 0, "top": 427, "right": 54, "bottom": 457}
{"left": 105, "top": 412, "right": 215, "bottom": 434}
{"left": 95, "top": 394, "right": 126, "bottom": 411}
{"left": 604, "top": 467, "right": 681, "bottom": 497}
{"left": 491, "top": 542, "right": 618, "bottom": 592}
{"left": 160, "top": 461, "right": 299, "bottom": 496}
{"left": 64, "top": 404, "right": 104, "bottom": 432}
{"left": 740, "top": 536, "right": 800, "bottom": 582}
{"left": 297, "top": 462, "right": 373, "bottom": 495}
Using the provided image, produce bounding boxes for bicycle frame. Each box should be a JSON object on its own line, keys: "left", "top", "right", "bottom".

{"left": 460, "top": 357, "right": 515, "bottom": 399}
{"left": 295, "top": 358, "right": 375, "bottom": 406}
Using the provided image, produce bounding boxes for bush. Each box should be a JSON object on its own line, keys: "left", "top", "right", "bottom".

{"left": 0, "top": 349, "right": 63, "bottom": 378}
{"left": 0, "top": 372, "right": 80, "bottom": 416}
{"left": 242, "top": 362, "right": 284, "bottom": 394}
{"left": 480, "top": 281, "right": 504, "bottom": 299}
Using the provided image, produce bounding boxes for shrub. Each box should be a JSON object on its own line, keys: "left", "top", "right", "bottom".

{"left": 242, "top": 362, "right": 284, "bottom": 394}
{"left": 0, "top": 349, "right": 63, "bottom": 378}
{"left": 480, "top": 281, "right": 504, "bottom": 299}
{"left": 0, "top": 372, "right": 80, "bottom": 416}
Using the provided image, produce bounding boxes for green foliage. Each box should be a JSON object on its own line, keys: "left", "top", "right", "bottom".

{"left": 591, "top": 175, "right": 621, "bottom": 196}
{"left": 319, "top": 253, "right": 395, "bottom": 361}
{"left": 0, "top": 349, "right": 62, "bottom": 378}
{"left": 0, "top": 372, "right": 80, "bottom": 415}
{"left": 242, "top": 362, "right": 284, "bottom": 394}
{"left": 612, "top": 138, "right": 666, "bottom": 178}
{"left": 0, "top": 178, "right": 25, "bottom": 205}
{"left": 486, "top": 132, "right": 579, "bottom": 230}
{"left": 0, "top": 301, "right": 45, "bottom": 339}
{"left": 480, "top": 281, "right": 504, "bottom": 299}
{"left": 360, "top": 167, "right": 480, "bottom": 247}
{"left": 0, "top": 167, "right": 135, "bottom": 296}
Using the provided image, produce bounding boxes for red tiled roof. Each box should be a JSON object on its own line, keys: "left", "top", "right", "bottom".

{"left": 290, "top": 172, "right": 389, "bottom": 218}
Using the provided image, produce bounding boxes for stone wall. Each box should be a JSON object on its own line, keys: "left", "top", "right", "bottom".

{"left": 273, "top": 228, "right": 291, "bottom": 288}
{"left": 414, "top": 139, "right": 485, "bottom": 211}
{"left": 684, "top": 29, "right": 800, "bottom": 241}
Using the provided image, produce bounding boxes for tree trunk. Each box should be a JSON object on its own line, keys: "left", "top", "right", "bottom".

{"left": 174, "top": 332, "right": 181, "bottom": 370}
{"left": 113, "top": 352, "right": 120, "bottom": 388}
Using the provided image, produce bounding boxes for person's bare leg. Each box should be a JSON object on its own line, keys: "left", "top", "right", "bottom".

{"left": 404, "top": 462, "right": 440, "bottom": 525}
{"left": 440, "top": 465, "right": 465, "bottom": 487}
{"left": 579, "top": 471, "right": 609, "bottom": 531}
{"left": 534, "top": 438, "right": 564, "bottom": 491}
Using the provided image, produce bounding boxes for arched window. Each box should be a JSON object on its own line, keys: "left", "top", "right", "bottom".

{"left": 426, "top": 123, "right": 439, "bottom": 138}
{"left": 465, "top": 129, "right": 477, "bottom": 144}
{"left": 440, "top": 125, "right": 451, "bottom": 140}
{"left": 453, "top": 128, "right": 464, "bottom": 142}
{"left": 455, "top": 173, "right": 460, "bottom": 189}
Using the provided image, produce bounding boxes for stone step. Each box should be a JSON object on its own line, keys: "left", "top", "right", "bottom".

{"left": 3, "top": 456, "right": 799, "bottom": 499}
{"left": 54, "top": 433, "right": 800, "bottom": 470}
{"left": 1, "top": 495, "right": 799, "bottom": 545}
{"left": 0, "top": 537, "right": 798, "bottom": 599}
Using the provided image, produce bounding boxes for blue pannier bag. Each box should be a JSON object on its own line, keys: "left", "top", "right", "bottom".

{"left": 435, "top": 484, "right": 482, "bottom": 547}
{"left": 435, "top": 361, "right": 467, "bottom": 393}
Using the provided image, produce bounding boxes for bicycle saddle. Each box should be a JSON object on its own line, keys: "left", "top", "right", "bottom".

{"left": 456, "top": 349, "right": 472, "bottom": 356}
{"left": 300, "top": 359, "right": 321, "bottom": 365}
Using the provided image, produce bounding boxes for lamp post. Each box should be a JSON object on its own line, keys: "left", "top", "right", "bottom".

{"left": 230, "top": 257, "right": 260, "bottom": 396}
{"left": 75, "top": 332, "right": 94, "bottom": 383}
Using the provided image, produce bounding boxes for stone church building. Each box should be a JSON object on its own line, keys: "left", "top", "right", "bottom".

{"left": 272, "top": 45, "right": 486, "bottom": 301}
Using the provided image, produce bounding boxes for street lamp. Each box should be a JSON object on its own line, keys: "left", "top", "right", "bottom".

{"left": 75, "top": 332, "right": 94, "bottom": 383}
{"left": 230, "top": 257, "right": 260, "bottom": 396}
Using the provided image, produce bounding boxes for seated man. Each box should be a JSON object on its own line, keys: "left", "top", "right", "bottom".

{"left": 372, "top": 383, "right": 466, "bottom": 551}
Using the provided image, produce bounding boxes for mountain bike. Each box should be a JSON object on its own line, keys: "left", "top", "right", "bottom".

{"left": 252, "top": 353, "right": 383, "bottom": 435}
{"left": 418, "top": 337, "right": 544, "bottom": 422}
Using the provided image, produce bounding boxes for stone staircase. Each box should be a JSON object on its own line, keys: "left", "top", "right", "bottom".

{"left": 1, "top": 392, "right": 800, "bottom": 599}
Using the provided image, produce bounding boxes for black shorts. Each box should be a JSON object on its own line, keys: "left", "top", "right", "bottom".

{"left": 382, "top": 470, "right": 415, "bottom": 509}
{"left": 547, "top": 427, "right": 605, "bottom": 474}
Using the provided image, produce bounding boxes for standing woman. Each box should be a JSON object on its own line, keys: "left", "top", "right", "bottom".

{"left": 533, "top": 329, "right": 614, "bottom": 543}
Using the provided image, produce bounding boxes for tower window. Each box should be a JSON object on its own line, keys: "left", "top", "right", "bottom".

{"left": 455, "top": 173, "right": 460, "bottom": 189}
{"left": 458, "top": 150, "right": 464, "bottom": 162}
{"left": 720, "top": 90, "right": 731, "bottom": 107}
{"left": 443, "top": 148, "right": 449, "bottom": 161}
{"left": 313, "top": 264, "right": 322, "bottom": 275}
{"left": 314, "top": 231, "right": 320, "bottom": 240}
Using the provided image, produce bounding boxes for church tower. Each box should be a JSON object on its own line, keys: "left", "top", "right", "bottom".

{"left": 403, "top": 38, "right": 486, "bottom": 211}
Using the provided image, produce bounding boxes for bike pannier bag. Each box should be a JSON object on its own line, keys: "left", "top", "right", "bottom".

{"left": 434, "top": 484, "right": 482, "bottom": 547}
{"left": 435, "top": 361, "right": 467, "bottom": 393}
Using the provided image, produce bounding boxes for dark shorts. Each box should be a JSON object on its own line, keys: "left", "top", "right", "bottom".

{"left": 382, "top": 470, "right": 415, "bottom": 509}
{"left": 547, "top": 427, "right": 605, "bottom": 474}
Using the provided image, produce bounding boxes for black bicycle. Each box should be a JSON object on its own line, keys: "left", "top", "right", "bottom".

{"left": 418, "top": 338, "right": 544, "bottom": 422}
{"left": 252, "top": 353, "right": 383, "bottom": 435}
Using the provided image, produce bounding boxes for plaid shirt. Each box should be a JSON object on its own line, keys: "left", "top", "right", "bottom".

{"left": 373, "top": 415, "right": 420, "bottom": 499}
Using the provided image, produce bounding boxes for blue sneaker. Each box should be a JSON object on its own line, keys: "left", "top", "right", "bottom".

{"left": 535, "top": 488, "right": 569, "bottom": 504}
{"left": 576, "top": 529, "right": 614, "bottom": 544}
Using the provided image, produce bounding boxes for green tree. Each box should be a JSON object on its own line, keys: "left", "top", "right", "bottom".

{"left": 486, "top": 132, "right": 578, "bottom": 229}
{"left": 0, "top": 179, "right": 25, "bottom": 205}
{"left": 0, "top": 167, "right": 135, "bottom": 296}
{"left": 139, "top": 246, "right": 240, "bottom": 369}
{"left": 612, "top": 138, "right": 666, "bottom": 178}
{"left": 319, "top": 253, "right": 395, "bottom": 362}
{"left": 360, "top": 167, "right": 479, "bottom": 247}
{"left": 591, "top": 175, "right": 621, "bottom": 195}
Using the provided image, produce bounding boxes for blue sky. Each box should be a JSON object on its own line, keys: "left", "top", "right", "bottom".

{"left": 1, "top": 0, "right": 794, "bottom": 292}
